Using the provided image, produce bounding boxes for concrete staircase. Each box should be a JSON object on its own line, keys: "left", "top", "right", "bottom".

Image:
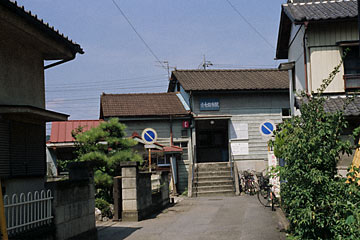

{"left": 192, "top": 162, "right": 235, "bottom": 197}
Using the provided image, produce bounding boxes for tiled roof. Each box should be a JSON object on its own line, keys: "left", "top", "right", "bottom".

{"left": 49, "top": 120, "right": 103, "bottom": 143}
{"left": 171, "top": 69, "right": 289, "bottom": 91}
{"left": 0, "top": 0, "right": 83, "bottom": 54}
{"left": 283, "top": 0, "right": 357, "bottom": 23}
{"left": 100, "top": 93, "right": 189, "bottom": 118}
{"left": 296, "top": 96, "right": 360, "bottom": 116}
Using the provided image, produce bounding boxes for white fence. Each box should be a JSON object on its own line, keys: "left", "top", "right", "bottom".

{"left": 3, "top": 190, "right": 53, "bottom": 236}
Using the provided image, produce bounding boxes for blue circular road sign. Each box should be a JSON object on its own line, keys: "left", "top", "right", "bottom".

{"left": 260, "top": 121, "right": 275, "bottom": 136}
{"left": 141, "top": 128, "right": 158, "bottom": 144}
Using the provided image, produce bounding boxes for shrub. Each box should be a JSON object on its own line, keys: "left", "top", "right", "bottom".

{"left": 273, "top": 61, "right": 360, "bottom": 239}
{"left": 95, "top": 198, "right": 113, "bottom": 218}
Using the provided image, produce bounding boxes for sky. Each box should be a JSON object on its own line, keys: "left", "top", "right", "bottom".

{"left": 15, "top": 0, "right": 286, "bottom": 133}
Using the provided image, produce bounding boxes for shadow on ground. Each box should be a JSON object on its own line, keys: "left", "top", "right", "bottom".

{"left": 97, "top": 226, "right": 141, "bottom": 240}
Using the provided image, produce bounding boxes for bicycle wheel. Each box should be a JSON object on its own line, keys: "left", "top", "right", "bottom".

{"left": 257, "top": 187, "right": 270, "bottom": 207}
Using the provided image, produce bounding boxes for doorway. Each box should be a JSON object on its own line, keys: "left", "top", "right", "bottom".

{"left": 195, "top": 119, "right": 229, "bottom": 163}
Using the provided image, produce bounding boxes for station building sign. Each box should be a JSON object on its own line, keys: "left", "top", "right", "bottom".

{"left": 200, "top": 98, "right": 220, "bottom": 111}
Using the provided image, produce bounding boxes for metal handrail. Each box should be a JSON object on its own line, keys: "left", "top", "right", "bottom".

{"left": 229, "top": 140, "right": 240, "bottom": 196}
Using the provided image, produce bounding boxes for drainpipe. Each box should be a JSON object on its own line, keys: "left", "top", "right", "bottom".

{"left": 303, "top": 22, "right": 309, "bottom": 94}
{"left": 169, "top": 115, "right": 173, "bottom": 146}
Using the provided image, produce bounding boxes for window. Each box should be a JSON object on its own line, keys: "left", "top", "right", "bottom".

{"left": 157, "top": 155, "right": 170, "bottom": 166}
{"left": 344, "top": 46, "right": 360, "bottom": 89}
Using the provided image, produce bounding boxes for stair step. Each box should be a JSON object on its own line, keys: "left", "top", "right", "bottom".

{"left": 195, "top": 181, "right": 234, "bottom": 187}
{"left": 196, "top": 162, "right": 230, "bottom": 170}
{"left": 194, "top": 190, "right": 235, "bottom": 197}
{"left": 196, "top": 171, "right": 231, "bottom": 178}
{"left": 195, "top": 185, "right": 234, "bottom": 192}
{"left": 196, "top": 167, "right": 231, "bottom": 172}
{"left": 195, "top": 176, "right": 233, "bottom": 182}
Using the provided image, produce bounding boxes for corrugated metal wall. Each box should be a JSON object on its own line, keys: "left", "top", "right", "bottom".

{"left": 307, "top": 21, "right": 358, "bottom": 93}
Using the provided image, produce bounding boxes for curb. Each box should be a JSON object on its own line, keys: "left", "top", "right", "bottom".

{"left": 276, "top": 208, "right": 290, "bottom": 232}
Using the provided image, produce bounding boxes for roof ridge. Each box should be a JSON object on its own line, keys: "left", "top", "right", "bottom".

{"left": 63, "top": 120, "right": 103, "bottom": 122}
{"left": 285, "top": 0, "right": 354, "bottom": 6}
{"left": 102, "top": 92, "right": 175, "bottom": 96}
{"left": 174, "top": 68, "right": 281, "bottom": 72}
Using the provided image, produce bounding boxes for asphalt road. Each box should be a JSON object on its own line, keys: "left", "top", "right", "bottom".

{"left": 97, "top": 195, "right": 287, "bottom": 240}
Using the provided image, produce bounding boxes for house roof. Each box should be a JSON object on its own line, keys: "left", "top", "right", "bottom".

{"left": 0, "top": 0, "right": 83, "bottom": 55}
{"left": 100, "top": 92, "right": 190, "bottom": 118}
{"left": 283, "top": 0, "right": 357, "bottom": 23}
{"left": 170, "top": 69, "right": 289, "bottom": 92}
{"left": 49, "top": 120, "right": 103, "bottom": 143}
{"left": 0, "top": 105, "right": 69, "bottom": 122}
{"left": 276, "top": 0, "right": 357, "bottom": 59}
{"left": 296, "top": 96, "right": 360, "bottom": 116}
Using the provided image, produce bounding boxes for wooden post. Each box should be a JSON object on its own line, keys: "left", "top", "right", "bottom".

{"left": 0, "top": 179, "right": 8, "bottom": 240}
{"left": 149, "top": 149, "right": 152, "bottom": 172}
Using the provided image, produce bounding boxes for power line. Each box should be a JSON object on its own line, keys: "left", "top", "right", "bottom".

{"left": 225, "top": 0, "right": 274, "bottom": 50}
{"left": 46, "top": 84, "right": 166, "bottom": 93}
{"left": 111, "top": 0, "right": 167, "bottom": 70}
{"left": 45, "top": 74, "right": 167, "bottom": 87}
{"left": 46, "top": 78, "right": 167, "bottom": 90}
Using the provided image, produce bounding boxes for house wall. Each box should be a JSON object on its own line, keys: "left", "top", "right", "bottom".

{"left": 2, "top": 177, "right": 45, "bottom": 196}
{"left": 192, "top": 92, "right": 289, "bottom": 172}
{"left": 0, "top": 33, "right": 45, "bottom": 108}
{"left": 307, "top": 21, "right": 358, "bottom": 93}
{"left": 118, "top": 119, "right": 191, "bottom": 193}
{"left": 288, "top": 24, "right": 307, "bottom": 93}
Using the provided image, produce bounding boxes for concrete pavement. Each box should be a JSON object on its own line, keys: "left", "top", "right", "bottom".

{"left": 97, "top": 195, "right": 287, "bottom": 240}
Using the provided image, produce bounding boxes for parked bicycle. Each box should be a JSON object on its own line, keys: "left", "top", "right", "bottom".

{"left": 256, "top": 172, "right": 278, "bottom": 211}
{"left": 240, "top": 170, "right": 257, "bottom": 195}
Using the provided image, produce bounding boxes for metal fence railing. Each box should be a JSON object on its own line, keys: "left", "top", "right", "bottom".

{"left": 3, "top": 190, "right": 53, "bottom": 236}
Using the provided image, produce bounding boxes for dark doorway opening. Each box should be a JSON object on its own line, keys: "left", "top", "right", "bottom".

{"left": 196, "top": 119, "right": 229, "bottom": 163}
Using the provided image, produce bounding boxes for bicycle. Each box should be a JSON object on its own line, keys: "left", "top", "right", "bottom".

{"left": 241, "top": 170, "right": 257, "bottom": 195}
{"left": 256, "top": 172, "right": 278, "bottom": 211}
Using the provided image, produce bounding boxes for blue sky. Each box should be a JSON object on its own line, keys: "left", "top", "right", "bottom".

{"left": 16, "top": 0, "right": 286, "bottom": 131}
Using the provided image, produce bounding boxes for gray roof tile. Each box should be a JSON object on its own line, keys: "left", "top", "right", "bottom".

{"left": 100, "top": 92, "right": 189, "bottom": 118}
{"left": 283, "top": 0, "right": 358, "bottom": 22}
{"left": 172, "top": 69, "right": 289, "bottom": 92}
{"left": 296, "top": 96, "right": 360, "bottom": 116}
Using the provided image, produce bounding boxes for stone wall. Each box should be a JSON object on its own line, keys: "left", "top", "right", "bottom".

{"left": 121, "top": 162, "right": 170, "bottom": 221}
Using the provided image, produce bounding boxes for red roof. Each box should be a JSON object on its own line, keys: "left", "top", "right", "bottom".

{"left": 49, "top": 120, "right": 103, "bottom": 143}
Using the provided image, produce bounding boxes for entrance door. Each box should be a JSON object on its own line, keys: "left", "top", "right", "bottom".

{"left": 196, "top": 119, "right": 229, "bottom": 163}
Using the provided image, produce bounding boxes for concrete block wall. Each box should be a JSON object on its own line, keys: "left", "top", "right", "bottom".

{"left": 45, "top": 163, "right": 97, "bottom": 240}
{"left": 121, "top": 162, "right": 170, "bottom": 221}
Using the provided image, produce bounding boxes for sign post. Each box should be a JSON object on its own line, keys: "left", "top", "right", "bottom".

{"left": 142, "top": 128, "right": 158, "bottom": 172}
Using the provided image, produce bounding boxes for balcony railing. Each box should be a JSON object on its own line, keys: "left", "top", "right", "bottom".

{"left": 344, "top": 74, "right": 360, "bottom": 90}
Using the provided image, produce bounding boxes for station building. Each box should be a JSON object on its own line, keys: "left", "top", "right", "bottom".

{"left": 167, "top": 69, "right": 290, "bottom": 172}
{"left": 99, "top": 69, "right": 289, "bottom": 194}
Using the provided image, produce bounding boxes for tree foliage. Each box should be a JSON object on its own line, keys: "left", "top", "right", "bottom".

{"left": 273, "top": 60, "right": 360, "bottom": 239}
{"left": 73, "top": 118, "right": 142, "bottom": 202}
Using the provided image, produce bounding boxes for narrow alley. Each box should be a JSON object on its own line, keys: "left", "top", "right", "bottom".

{"left": 97, "top": 196, "right": 287, "bottom": 240}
